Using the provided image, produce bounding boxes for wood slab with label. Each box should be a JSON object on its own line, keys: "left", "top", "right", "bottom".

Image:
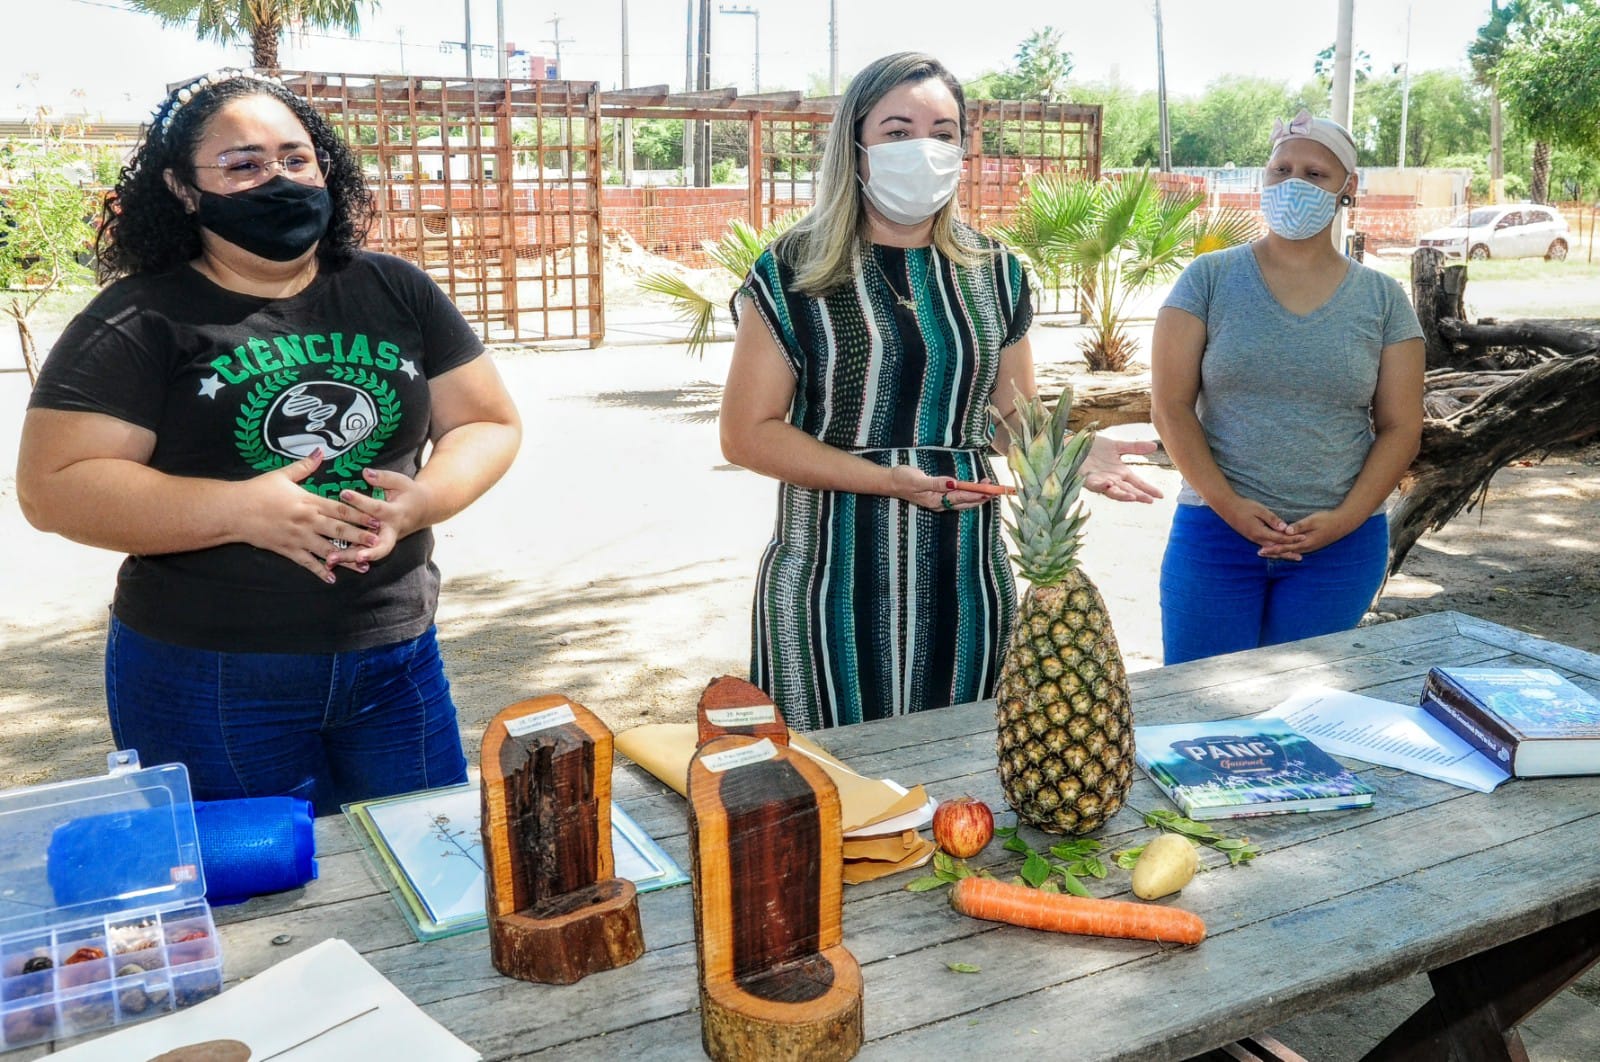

{"left": 688, "top": 734, "right": 862, "bottom": 1062}
{"left": 697, "top": 675, "right": 790, "bottom": 745}
{"left": 479, "top": 695, "right": 645, "bottom": 984}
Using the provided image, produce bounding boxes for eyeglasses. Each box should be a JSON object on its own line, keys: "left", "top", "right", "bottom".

{"left": 195, "top": 149, "right": 332, "bottom": 188}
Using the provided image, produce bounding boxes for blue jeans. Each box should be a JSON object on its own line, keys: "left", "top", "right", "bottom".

{"left": 1159, "top": 505, "right": 1389, "bottom": 666}
{"left": 106, "top": 618, "right": 468, "bottom": 816}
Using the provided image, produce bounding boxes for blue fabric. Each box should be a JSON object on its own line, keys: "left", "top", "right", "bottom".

{"left": 1159, "top": 505, "right": 1389, "bottom": 666}
{"left": 47, "top": 797, "right": 317, "bottom": 907}
{"left": 106, "top": 620, "right": 468, "bottom": 817}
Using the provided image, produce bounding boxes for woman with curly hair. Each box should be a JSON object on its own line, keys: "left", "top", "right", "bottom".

{"left": 17, "top": 70, "right": 521, "bottom": 814}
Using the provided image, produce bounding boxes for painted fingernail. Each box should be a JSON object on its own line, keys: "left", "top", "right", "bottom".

{"left": 365, "top": 535, "right": 379, "bottom": 547}
{"left": 368, "top": 519, "right": 381, "bottom": 530}
{"left": 356, "top": 562, "right": 370, "bottom": 573}
{"left": 945, "top": 479, "right": 957, "bottom": 490}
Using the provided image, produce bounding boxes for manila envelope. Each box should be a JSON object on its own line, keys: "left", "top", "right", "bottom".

{"left": 842, "top": 829, "right": 936, "bottom": 885}
{"left": 614, "top": 722, "right": 928, "bottom": 835}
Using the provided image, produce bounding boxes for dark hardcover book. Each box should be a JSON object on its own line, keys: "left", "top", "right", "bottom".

{"left": 1134, "top": 719, "right": 1375, "bottom": 820}
{"left": 1420, "top": 667, "right": 1600, "bottom": 778}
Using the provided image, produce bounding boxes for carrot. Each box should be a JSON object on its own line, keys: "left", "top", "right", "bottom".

{"left": 948, "top": 876, "right": 1206, "bottom": 945}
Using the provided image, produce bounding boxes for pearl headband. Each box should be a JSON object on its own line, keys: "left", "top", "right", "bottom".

{"left": 155, "top": 68, "right": 284, "bottom": 142}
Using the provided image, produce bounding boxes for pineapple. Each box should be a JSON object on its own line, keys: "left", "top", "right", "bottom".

{"left": 992, "top": 391, "right": 1134, "bottom": 835}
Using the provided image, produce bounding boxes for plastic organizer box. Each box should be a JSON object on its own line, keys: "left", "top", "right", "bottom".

{"left": 0, "top": 751, "right": 222, "bottom": 1052}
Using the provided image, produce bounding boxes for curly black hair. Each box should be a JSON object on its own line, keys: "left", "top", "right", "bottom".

{"left": 96, "top": 73, "right": 373, "bottom": 282}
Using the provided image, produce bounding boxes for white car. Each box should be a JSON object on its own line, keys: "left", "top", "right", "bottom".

{"left": 1418, "top": 203, "right": 1570, "bottom": 260}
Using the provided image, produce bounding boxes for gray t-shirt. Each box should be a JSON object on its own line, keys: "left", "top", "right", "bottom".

{"left": 1162, "top": 245, "right": 1423, "bottom": 523}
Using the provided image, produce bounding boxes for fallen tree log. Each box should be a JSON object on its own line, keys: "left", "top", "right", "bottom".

{"left": 1389, "top": 350, "right": 1600, "bottom": 572}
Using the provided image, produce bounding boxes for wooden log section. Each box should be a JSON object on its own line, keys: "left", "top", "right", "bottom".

{"left": 688, "top": 735, "right": 863, "bottom": 1062}
{"left": 480, "top": 695, "right": 645, "bottom": 984}
{"left": 697, "top": 675, "right": 790, "bottom": 746}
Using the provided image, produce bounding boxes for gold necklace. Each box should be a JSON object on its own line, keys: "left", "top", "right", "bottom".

{"left": 870, "top": 247, "right": 918, "bottom": 314}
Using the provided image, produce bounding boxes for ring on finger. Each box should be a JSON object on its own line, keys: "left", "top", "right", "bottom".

{"left": 940, "top": 493, "right": 953, "bottom": 511}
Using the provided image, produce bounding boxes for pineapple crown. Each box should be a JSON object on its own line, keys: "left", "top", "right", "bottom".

{"left": 990, "top": 389, "right": 1095, "bottom": 585}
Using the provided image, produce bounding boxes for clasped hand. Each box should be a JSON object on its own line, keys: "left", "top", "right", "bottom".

{"left": 238, "top": 452, "right": 428, "bottom": 583}
{"left": 1219, "top": 497, "right": 1356, "bottom": 562}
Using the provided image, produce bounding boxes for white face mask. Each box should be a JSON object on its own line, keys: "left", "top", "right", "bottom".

{"left": 857, "top": 138, "right": 964, "bottom": 226}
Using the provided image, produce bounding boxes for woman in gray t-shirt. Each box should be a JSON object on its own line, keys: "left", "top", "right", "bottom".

{"left": 1150, "top": 111, "right": 1425, "bottom": 665}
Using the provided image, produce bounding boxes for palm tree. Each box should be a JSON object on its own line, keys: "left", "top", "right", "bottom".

{"left": 638, "top": 211, "right": 802, "bottom": 358}
{"left": 126, "top": 0, "right": 372, "bottom": 69}
{"left": 998, "top": 171, "right": 1255, "bottom": 372}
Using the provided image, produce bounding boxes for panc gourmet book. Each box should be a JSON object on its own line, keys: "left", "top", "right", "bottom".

{"left": 1134, "top": 718, "right": 1375, "bottom": 820}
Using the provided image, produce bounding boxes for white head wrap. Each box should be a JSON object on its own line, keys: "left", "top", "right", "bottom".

{"left": 1269, "top": 108, "right": 1357, "bottom": 176}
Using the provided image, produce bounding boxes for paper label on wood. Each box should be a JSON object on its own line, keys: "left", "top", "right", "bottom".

{"left": 701, "top": 738, "right": 779, "bottom": 773}
{"left": 705, "top": 705, "right": 778, "bottom": 727}
{"left": 505, "top": 704, "right": 576, "bottom": 737}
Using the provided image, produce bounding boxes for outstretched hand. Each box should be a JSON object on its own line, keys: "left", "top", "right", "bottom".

{"left": 1083, "top": 437, "right": 1164, "bottom": 504}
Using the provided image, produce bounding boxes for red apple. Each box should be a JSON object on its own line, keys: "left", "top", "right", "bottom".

{"left": 932, "top": 796, "right": 994, "bottom": 858}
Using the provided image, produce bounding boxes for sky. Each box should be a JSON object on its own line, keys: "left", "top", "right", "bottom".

{"left": 5, "top": 0, "right": 1496, "bottom": 124}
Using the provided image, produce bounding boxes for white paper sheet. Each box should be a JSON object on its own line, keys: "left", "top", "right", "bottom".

{"left": 53, "top": 939, "right": 479, "bottom": 1062}
{"left": 1259, "top": 686, "right": 1510, "bottom": 793}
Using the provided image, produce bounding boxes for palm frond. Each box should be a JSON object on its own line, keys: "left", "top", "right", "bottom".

{"left": 1187, "top": 207, "right": 1261, "bottom": 257}
{"left": 637, "top": 271, "right": 721, "bottom": 359}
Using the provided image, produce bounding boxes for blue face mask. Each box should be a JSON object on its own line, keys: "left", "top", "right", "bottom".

{"left": 1261, "top": 178, "right": 1339, "bottom": 241}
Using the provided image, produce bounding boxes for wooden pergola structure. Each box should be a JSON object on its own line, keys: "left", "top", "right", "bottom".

{"left": 281, "top": 71, "right": 606, "bottom": 346}
{"left": 602, "top": 85, "right": 1103, "bottom": 232}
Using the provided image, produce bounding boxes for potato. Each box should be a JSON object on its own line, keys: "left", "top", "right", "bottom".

{"left": 1131, "top": 834, "right": 1200, "bottom": 900}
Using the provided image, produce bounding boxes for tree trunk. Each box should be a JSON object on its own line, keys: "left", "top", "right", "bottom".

{"left": 17, "top": 315, "right": 40, "bottom": 386}
{"left": 1389, "top": 352, "right": 1600, "bottom": 572}
{"left": 251, "top": 17, "right": 280, "bottom": 70}
{"left": 1530, "top": 140, "right": 1551, "bottom": 205}
{"left": 1489, "top": 94, "right": 1503, "bottom": 189}
{"left": 1410, "top": 248, "right": 1468, "bottom": 370}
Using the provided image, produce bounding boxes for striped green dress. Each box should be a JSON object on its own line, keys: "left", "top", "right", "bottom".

{"left": 733, "top": 226, "right": 1033, "bottom": 730}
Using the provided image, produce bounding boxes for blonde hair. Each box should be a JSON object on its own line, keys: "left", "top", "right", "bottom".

{"left": 779, "top": 52, "right": 983, "bottom": 296}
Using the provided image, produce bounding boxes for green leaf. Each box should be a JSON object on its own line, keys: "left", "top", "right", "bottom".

{"left": 946, "top": 962, "right": 982, "bottom": 974}
{"left": 1020, "top": 851, "right": 1052, "bottom": 888}
{"left": 1083, "top": 856, "right": 1108, "bottom": 879}
{"left": 1037, "top": 880, "right": 1061, "bottom": 894}
{"left": 1113, "top": 847, "right": 1143, "bottom": 870}
{"left": 1002, "top": 836, "right": 1029, "bottom": 855}
{"left": 954, "top": 862, "right": 975, "bottom": 879}
{"left": 994, "top": 826, "right": 1017, "bottom": 838}
{"left": 904, "top": 876, "right": 948, "bottom": 892}
{"left": 933, "top": 850, "right": 957, "bottom": 876}
{"left": 1059, "top": 872, "right": 1092, "bottom": 898}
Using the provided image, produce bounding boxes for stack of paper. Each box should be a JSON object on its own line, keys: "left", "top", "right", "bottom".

{"left": 615, "top": 723, "right": 936, "bottom": 883}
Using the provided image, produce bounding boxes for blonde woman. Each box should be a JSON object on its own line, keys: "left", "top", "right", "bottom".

{"left": 720, "top": 52, "right": 1159, "bottom": 730}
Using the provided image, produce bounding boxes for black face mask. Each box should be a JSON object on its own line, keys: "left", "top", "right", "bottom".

{"left": 196, "top": 175, "right": 333, "bottom": 262}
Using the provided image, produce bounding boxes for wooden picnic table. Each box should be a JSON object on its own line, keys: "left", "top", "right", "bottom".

{"left": 162, "top": 612, "right": 1600, "bottom": 1059}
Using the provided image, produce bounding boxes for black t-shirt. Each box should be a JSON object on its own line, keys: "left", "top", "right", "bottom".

{"left": 29, "top": 252, "right": 485, "bottom": 653}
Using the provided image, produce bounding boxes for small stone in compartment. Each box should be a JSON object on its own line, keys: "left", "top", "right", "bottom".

{"left": 109, "top": 920, "right": 161, "bottom": 954}
{"left": 117, "top": 965, "right": 153, "bottom": 1015}
{"left": 21, "top": 955, "right": 53, "bottom": 974}
{"left": 65, "top": 946, "right": 107, "bottom": 964}
{"left": 173, "top": 978, "right": 220, "bottom": 1008}
{"left": 63, "top": 996, "right": 114, "bottom": 1030}
{"left": 2, "top": 1004, "right": 53, "bottom": 1042}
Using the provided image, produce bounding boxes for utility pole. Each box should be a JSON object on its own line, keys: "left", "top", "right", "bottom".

{"left": 543, "top": 16, "right": 572, "bottom": 79}
{"left": 696, "top": 0, "right": 712, "bottom": 186}
{"left": 463, "top": 0, "right": 475, "bottom": 77}
{"left": 496, "top": 0, "right": 506, "bottom": 78}
{"left": 828, "top": 0, "right": 838, "bottom": 94}
{"left": 1397, "top": 0, "right": 1413, "bottom": 167}
{"left": 684, "top": 0, "right": 695, "bottom": 186}
{"left": 719, "top": 4, "right": 760, "bottom": 93}
{"left": 621, "top": 0, "right": 632, "bottom": 184}
{"left": 1330, "top": 0, "right": 1355, "bottom": 251}
{"left": 1154, "top": 0, "right": 1171, "bottom": 173}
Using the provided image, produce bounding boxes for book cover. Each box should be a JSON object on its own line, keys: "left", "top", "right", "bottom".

{"left": 1420, "top": 667, "right": 1600, "bottom": 777}
{"left": 344, "top": 783, "right": 689, "bottom": 942}
{"left": 1134, "top": 719, "right": 1375, "bottom": 820}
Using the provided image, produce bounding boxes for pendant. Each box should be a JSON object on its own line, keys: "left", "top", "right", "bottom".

{"left": 897, "top": 296, "right": 916, "bottom": 312}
